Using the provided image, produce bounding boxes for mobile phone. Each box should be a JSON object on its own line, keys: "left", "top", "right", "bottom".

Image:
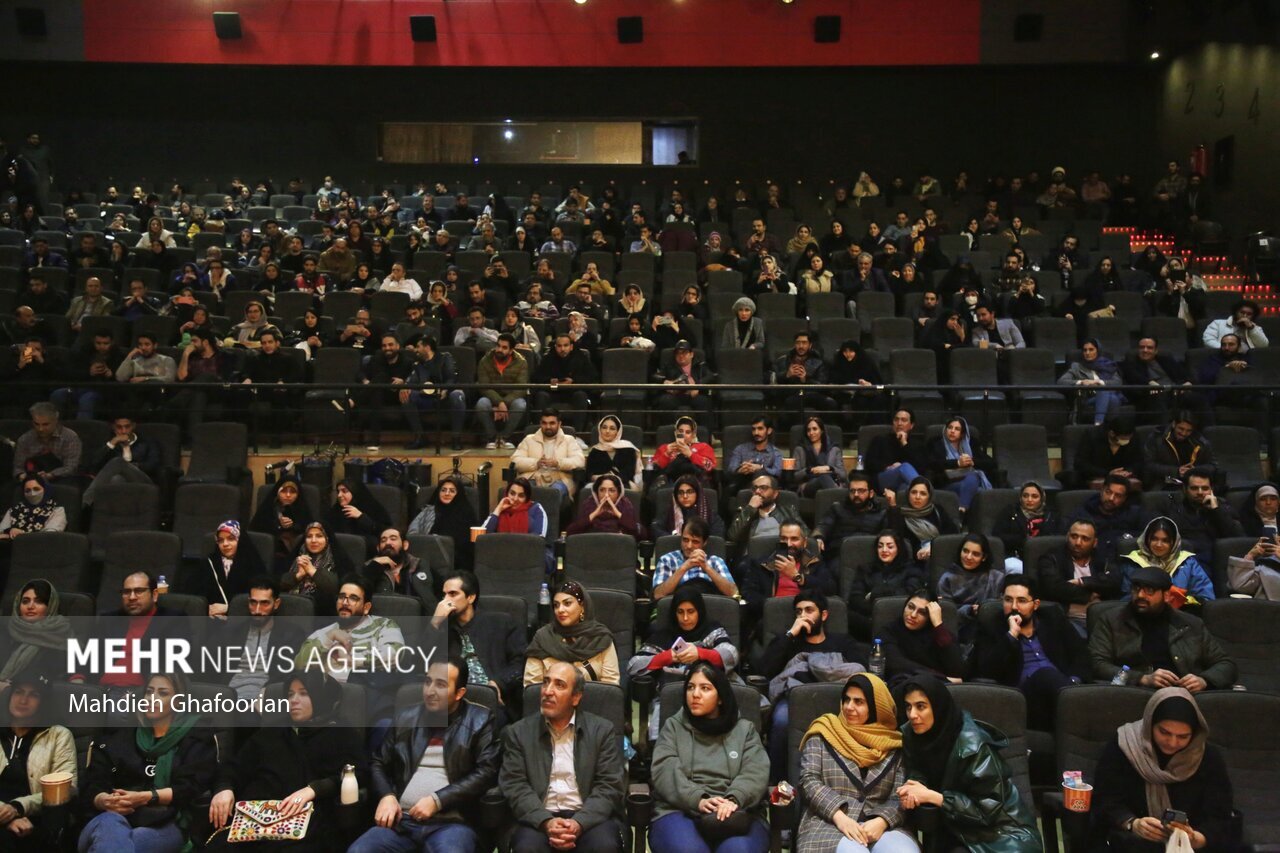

{"left": 1162, "top": 809, "right": 1188, "bottom": 826}
{"left": 672, "top": 637, "right": 688, "bottom": 652}
{"left": 1264, "top": 524, "right": 1278, "bottom": 544}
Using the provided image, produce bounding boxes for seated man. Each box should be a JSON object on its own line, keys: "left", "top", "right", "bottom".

{"left": 353, "top": 657, "right": 501, "bottom": 853}
{"left": 1088, "top": 565, "right": 1236, "bottom": 691}
{"left": 723, "top": 417, "right": 783, "bottom": 497}
{"left": 726, "top": 473, "right": 804, "bottom": 562}
{"left": 429, "top": 570, "right": 526, "bottom": 714}
{"left": 224, "top": 577, "right": 307, "bottom": 702}
{"left": 368, "top": 527, "right": 432, "bottom": 608}
{"left": 970, "top": 304, "right": 1026, "bottom": 351}
{"left": 95, "top": 571, "right": 188, "bottom": 701}
{"left": 652, "top": 340, "right": 714, "bottom": 428}
{"left": 500, "top": 661, "right": 626, "bottom": 853}
{"left": 1035, "top": 519, "right": 1122, "bottom": 634}
{"left": 1144, "top": 413, "right": 1218, "bottom": 490}
{"left": 770, "top": 331, "right": 835, "bottom": 418}
{"left": 81, "top": 414, "right": 162, "bottom": 507}
{"left": 1150, "top": 468, "right": 1243, "bottom": 571}
{"left": 969, "top": 576, "right": 1087, "bottom": 729}
{"left": 812, "top": 472, "right": 888, "bottom": 562}
{"left": 115, "top": 332, "right": 177, "bottom": 384}
{"left": 758, "top": 590, "right": 865, "bottom": 781}
{"left": 1202, "top": 298, "right": 1268, "bottom": 351}
{"left": 474, "top": 334, "right": 529, "bottom": 450}
{"left": 1071, "top": 415, "right": 1143, "bottom": 490}
{"left": 171, "top": 326, "right": 234, "bottom": 436}
{"left": 531, "top": 335, "right": 597, "bottom": 435}
{"left": 50, "top": 331, "right": 125, "bottom": 421}
{"left": 651, "top": 416, "right": 716, "bottom": 489}
{"left": 378, "top": 262, "right": 423, "bottom": 303}
{"left": 1070, "top": 474, "right": 1148, "bottom": 561}
{"left": 511, "top": 408, "right": 585, "bottom": 499}
{"left": 861, "top": 407, "right": 929, "bottom": 493}
{"left": 401, "top": 335, "right": 467, "bottom": 451}
{"left": 361, "top": 332, "right": 417, "bottom": 440}
{"left": 1195, "top": 333, "right": 1254, "bottom": 410}
{"left": 740, "top": 521, "right": 832, "bottom": 625}
{"left": 651, "top": 518, "right": 738, "bottom": 601}
{"left": 13, "top": 401, "right": 81, "bottom": 484}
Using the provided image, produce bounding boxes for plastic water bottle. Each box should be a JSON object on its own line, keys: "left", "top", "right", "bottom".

{"left": 1111, "top": 665, "right": 1130, "bottom": 686}
{"left": 869, "top": 638, "right": 885, "bottom": 678}
{"left": 539, "top": 583, "right": 551, "bottom": 607}
{"left": 156, "top": 575, "right": 169, "bottom": 596}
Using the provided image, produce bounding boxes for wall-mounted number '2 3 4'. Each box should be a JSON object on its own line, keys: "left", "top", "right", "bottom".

{"left": 1185, "top": 82, "right": 1262, "bottom": 123}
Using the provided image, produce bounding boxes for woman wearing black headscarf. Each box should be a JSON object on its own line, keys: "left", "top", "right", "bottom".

{"left": 829, "top": 339, "right": 884, "bottom": 425}
{"left": 208, "top": 670, "right": 366, "bottom": 852}
{"left": 196, "top": 520, "right": 267, "bottom": 619}
{"left": 523, "top": 582, "right": 620, "bottom": 686}
{"left": 407, "top": 476, "right": 478, "bottom": 573}
{"left": 1089, "top": 687, "right": 1233, "bottom": 851}
{"left": 323, "top": 479, "right": 391, "bottom": 554}
{"left": 650, "top": 662, "right": 770, "bottom": 853}
{"left": 897, "top": 675, "right": 1041, "bottom": 852}
{"left": 279, "top": 522, "right": 354, "bottom": 617}
{"left": 847, "top": 531, "right": 928, "bottom": 641}
{"left": 628, "top": 587, "right": 740, "bottom": 739}
{"left": 881, "top": 593, "right": 966, "bottom": 690}
{"left": 249, "top": 474, "right": 315, "bottom": 572}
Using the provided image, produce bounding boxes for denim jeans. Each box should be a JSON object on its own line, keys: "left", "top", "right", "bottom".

{"left": 876, "top": 464, "right": 920, "bottom": 493}
{"left": 475, "top": 397, "right": 527, "bottom": 439}
{"left": 78, "top": 812, "right": 183, "bottom": 853}
{"left": 650, "top": 812, "right": 769, "bottom": 853}
{"left": 347, "top": 818, "right": 478, "bottom": 853}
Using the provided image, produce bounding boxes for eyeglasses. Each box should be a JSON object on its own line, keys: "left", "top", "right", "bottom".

{"left": 752, "top": 484, "right": 773, "bottom": 492}
{"left": 121, "top": 587, "right": 151, "bottom": 597}
{"left": 336, "top": 594, "right": 364, "bottom": 604}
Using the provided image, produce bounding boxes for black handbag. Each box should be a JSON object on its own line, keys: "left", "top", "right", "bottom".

{"left": 694, "top": 809, "right": 754, "bottom": 844}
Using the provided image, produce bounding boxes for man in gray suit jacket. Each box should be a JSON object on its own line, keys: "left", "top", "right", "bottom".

{"left": 500, "top": 661, "right": 625, "bottom": 853}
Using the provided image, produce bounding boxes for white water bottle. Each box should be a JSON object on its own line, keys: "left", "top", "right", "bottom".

{"left": 156, "top": 575, "right": 169, "bottom": 595}
{"left": 539, "top": 584, "right": 551, "bottom": 606}
{"left": 340, "top": 764, "right": 358, "bottom": 805}
{"left": 1110, "top": 665, "right": 1130, "bottom": 686}
{"left": 869, "top": 638, "right": 885, "bottom": 678}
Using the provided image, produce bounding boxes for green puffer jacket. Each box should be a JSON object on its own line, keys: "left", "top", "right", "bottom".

{"left": 650, "top": 713, "right": 770, "bottom": 822}
{"left": 904, "top": 712, "right": 1043, "bottom": 853}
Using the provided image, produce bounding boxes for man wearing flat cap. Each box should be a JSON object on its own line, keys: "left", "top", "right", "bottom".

{"left": 1088, "top": 564, "right": 1236, "bottom": 692}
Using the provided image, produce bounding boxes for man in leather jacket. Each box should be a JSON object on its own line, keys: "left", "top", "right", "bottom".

{"left": 355, "top": 658, "right": 500, "bottom": 852}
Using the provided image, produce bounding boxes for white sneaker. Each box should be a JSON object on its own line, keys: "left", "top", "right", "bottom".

{"left": 500, "top": 439, "right": 515, "bottom": 449}
{"left": 485, "top": 440, "right": 498, "bottom": 450}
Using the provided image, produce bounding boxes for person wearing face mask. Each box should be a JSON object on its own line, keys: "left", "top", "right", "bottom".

{"left": 0, "top": 474, "right": 66, "bottom": 543}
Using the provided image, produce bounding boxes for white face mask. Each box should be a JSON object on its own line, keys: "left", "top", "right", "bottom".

{"left": 1113, "top": 437, "right": 1131, "bottom": 446}
{"left": 964, "top": 295, "right": 979, "bottom": 306}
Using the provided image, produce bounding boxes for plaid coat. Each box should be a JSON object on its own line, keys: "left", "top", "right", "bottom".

{"left": 795, "top": 735, "right": 908, "bottom": 853}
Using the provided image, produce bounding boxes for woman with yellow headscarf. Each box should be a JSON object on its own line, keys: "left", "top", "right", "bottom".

{"left": 797, "top": 673, "right": 920, "bottom": 853}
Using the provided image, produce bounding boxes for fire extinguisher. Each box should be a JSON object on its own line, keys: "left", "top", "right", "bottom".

{"left": 1190, "top": 144, "right": 1208, "bottom": 176}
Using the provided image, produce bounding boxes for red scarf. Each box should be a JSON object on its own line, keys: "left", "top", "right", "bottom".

{"left": 498, "top": 501, "right": 533, "bottom": 533}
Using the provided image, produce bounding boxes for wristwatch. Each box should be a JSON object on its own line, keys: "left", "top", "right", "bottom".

{"left": 1123, "top": 817, "right": 1136, "bottom": 833}
{"left": 148, "top": 789, "right": 159, "bottom": 805}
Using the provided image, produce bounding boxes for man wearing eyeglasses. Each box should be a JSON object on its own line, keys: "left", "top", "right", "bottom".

{"left": 727, "top": 474, "right": 805, "bottom": 562}
{"left": 969, "top": 575, "right": 1087, "bottom": 730}
{"left": 96, "top": 571, "right": 188, "bottom": 703}
{"left": 813, "top": 471, "right": 888, "bottom": 561}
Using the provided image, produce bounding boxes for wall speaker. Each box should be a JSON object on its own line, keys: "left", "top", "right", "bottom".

{"left": 814, "top": 15, "right": 841, "bottom": 43}
{"left": 410, "top": 15, "right": 437, "bottom": 43}
{"left": 617, "top": 16, "right": 643, "bottom": 44}
{"left": 1013, "top": 13, "right": 1043, "bottom": 42}
{"left": 15, "top": 8, "right": 47, "bottom": 38}
{"left": 212, "top": 12, "right": 242, "bottom": 40}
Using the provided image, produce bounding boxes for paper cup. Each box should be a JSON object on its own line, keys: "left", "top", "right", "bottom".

{"left": 781, "top": 458, "right": 796, "bottom": 471}
{"left": 470, "top": 526, "right": 487, "bottom": 542}
{"left": 978, "top": 339, "right": 989, "bottom": 349}
{"left": 1062, "top": 783, "right": 1093, "bottom": 812}
{"left": 41, "top": 772, "right": 73, "bottom": 806}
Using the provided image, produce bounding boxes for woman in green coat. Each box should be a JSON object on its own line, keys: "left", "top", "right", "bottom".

{"left": 650, "top": 661, "right": 771, "bottom": 853}
{"left": 896, "top": 675, "right": 1042, "bottom": 853}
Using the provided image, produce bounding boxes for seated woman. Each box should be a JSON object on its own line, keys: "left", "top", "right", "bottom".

{"left": 523, "top": 582, "right": 620, "bottom": 686}
{"left": 847, "top": 532, "right": 927, "bottom": 641}
{"left": 793, "top": 415, "right": 848, "bottom": 498}
{"left": 613, "top": 283, "right": 650, "bottom": 324}
{"left": 194, "top": 520, "right": 266, "bottom": 620}
{"left": 323, "top": 479, "right": 391, "bottom": 555}
{"left": 1239, "top": 481, "right": 1279, "bottom": 538}
{"left": 249, "top": 474, "right": 314, "bottom": 573}
{"left": 585, "top": 416, "right": 643, "bottom": 489}
{"left": 886, "top": 477, "right": 959, "bottom": 564}
{"left": 992, "top": 482, "right": 1064, "bottom": 574}
{"left": 279, "top": 522, "right": 353, "bottom": 617}
{"left": 498, "top": 306, "right": 541, "bottom": 355}
{"left": 407, "top": 475, "right": 478, "bottom": 576}
{"left": 208, "top": 671, "right": 365, "bottom": 852}
{"left": 935, "top": 534, "right": 1004, "bottom": 644}
{"left": 720, "top": 297, "right": 766, "bottom": 351}
{"left": 0, "top": 475, "right": 67, "bottom": 540}
{"left": 629, "top": 587, "right": 740, "bottom": 739}
{"left": 482, "top": 477, "right": 553, "bottom": 575}
{"left": 1090, "top": 687, "right": 1233, "bottom": 852}
{"left": 1119, "top": 517, "right": 1216, "bottom": 611}
{"left": 565, "top": 474, "right": 643, "bottom": 540}
{"left": 678, "top": 285, "right": 711, "bottom": 328}
{"left": 79, "top": 672, "right": 218, "bottom": 853}
{"left": 291, "top": 309, "right": 331, "bottom": 360}
{"left": 829, "top": 340, "right": 884, "bottom": 424}
{"left": 798, "top": 673, "right": 918, "bottom": 853}
{"left": 652, "top": 475, "right": 726, "bottom": 540}
{"left": 1058, "top": 338, "right": 1125, "bottom": 426}
{"left": 0, "top": 666, "right": 77, "bottom": 849}
{"left": 0, "top": 581, "right": 75, "bottom": 690}
{"left": 896, "top": 675, "right": 1041, "bottom": 851}
{"left": 650, "top": 663, "right": 770, "bottom": 853}
{"left": 926, "top": 417, "right": 995, "bottom": 513}
{"left": 880, "top": 593, "right": 965, "bottom": 690}
{"left": 225, "top": 301, "right": 274, "bottom": 349}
